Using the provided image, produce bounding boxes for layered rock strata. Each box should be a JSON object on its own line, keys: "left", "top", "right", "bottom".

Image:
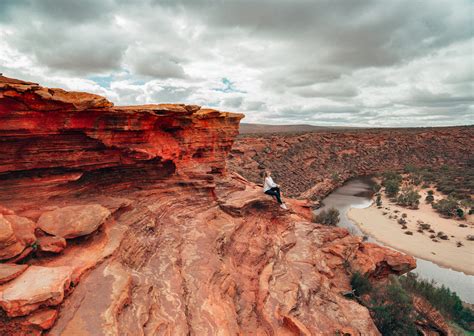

{"left": 0, "top": 76, "right": 417, "bottom": 335}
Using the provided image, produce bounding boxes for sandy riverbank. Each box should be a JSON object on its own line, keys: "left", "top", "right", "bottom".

{"left": 348, "top": 189, "right": 474, "bottom": 275}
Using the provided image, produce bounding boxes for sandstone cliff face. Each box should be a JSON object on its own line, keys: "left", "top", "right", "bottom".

{"left": 228, "top": 128, "right": 473, "bottom": 200}
{"left": 0, "top": 76, "right": 416, "bottom": 335}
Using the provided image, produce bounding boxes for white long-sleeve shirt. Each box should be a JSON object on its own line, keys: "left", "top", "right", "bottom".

{"left": 263, "top": 176, "right": 278, "bottom": 192}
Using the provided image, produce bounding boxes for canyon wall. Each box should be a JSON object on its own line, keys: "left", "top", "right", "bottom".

{"left": 228, "top": 127, "right": 474, "bottom": 200}
{"left": 0, "top": 76, "right": 417, "bottom": 335}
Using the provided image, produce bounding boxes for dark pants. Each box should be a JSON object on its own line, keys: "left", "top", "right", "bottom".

{"left": 265, "top": 187, "right": 282, "bottom": 204}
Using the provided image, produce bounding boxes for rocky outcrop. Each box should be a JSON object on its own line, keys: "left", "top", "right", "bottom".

{"left": 413, "top": 296, "right": 453, "bottom": 336}
{"left": 0, "top": 264, "right": 28, "bottom": 284}
{"left": 38, "top": 204, "right": 111, "bottom": 239}
{"left": 0, "top": 76, "right": 416, "bottom": 335}
{"left": 228, "top": 127, "right": 474, "bottom": 199}
{"left": 0, "top": 214, "right": 36, "bottom": 261}
{"left": 36, "top": 236, "right": 67, "bottom": 254}
{"left": 0, "top": 266, "right": 73, "bottom": 317}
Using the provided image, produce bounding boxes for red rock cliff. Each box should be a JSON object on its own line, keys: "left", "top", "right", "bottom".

{"left": 0, "top": 76, "right": 415, "bottom": 335}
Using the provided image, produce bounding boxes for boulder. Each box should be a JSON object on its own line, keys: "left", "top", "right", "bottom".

{"left": 4, "top": 215, "right": 36, "bottom": 246}
{"left": 37, "top": 236, "right": 67, "bottom": 253}
{"left": 24, "top": 309, "right": 59, "bottom": 330}
{"left": 0, "top": 265, "right": 73, "bottom": 317}
{"left": 38, "top": 204, "right": 111, "bottom": 239}
{"left": 0, "top": 264, "right": 28, "bottom": 284}
{"left": 0, "top": 214, "right": 18, "bottom": 254}
{"left": 0, "top": 214, "right": 35, "bottom": 260}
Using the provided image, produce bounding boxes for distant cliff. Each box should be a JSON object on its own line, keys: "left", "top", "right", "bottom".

{"left": 228, "top": 126, "right": 473, "bottom": 199}
{"left": 0, "top": 76, "right": 416, "bottom": 335}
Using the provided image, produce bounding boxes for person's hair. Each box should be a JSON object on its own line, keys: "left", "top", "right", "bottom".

{"left": 261, "top": 170, "right": 270, "bottom": 178}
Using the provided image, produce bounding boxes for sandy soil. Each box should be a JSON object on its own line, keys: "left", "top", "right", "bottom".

{"left": 348, "top": 188, "right": 474, "bottom": 275}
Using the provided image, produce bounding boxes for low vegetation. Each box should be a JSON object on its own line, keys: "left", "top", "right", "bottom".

{"left": 425, "top": 190, "right": 435, "bottom": 204}
{"left": 403, "top": 164, "right": 474, "bottom": 209}
{"left": 370, "top": 280, "right": 418, "bottom": 336}
{"left": 400, "top": 273, "right": 474, "bottom": 331}
{"left": 350, "top": 273, "right": 418, "bottom": 335}
{"left": 382, "top": 171, "right": 402, "bottom": 198}
{"left": 396, "top": 187, "right": 421, "bottom": 209}
{"left": 379, "top": 164, "right": 472, "bottom": 220}
{"left": 350, "top": 271, "right": 372, "bottom": 296}
{"left": 432, "top": 197, "right": 463, "bottom": 218}
{"left": 375, "top": 194, "right": 382, "bottom": 207}
{"left": 313, "top": 207, "right": 340, "bottom": 226}
{"left": 349, "top": 271, "right": 474, "bottom": 334}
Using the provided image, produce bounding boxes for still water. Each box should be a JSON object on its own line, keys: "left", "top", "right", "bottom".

{"left": 316, "top": 177, "right": 474, "bottom": 304}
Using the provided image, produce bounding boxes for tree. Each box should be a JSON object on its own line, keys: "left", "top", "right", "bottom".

{"left": 351, "top": 272, "right": 372, "bottom": 296}
{"left": 372, "top": 183, "right": 382, "bottom": 193}
{"left": 400, "top": 273, "right": 474, "bottom": 331}
{"left": 382, "top": 171, "right": 403, "bottom": 185}
{"left": 376, "top": 194, "right": 382, "bottom": 207}
{"left": 384, "top": 179, "right": 400, "bottom": 198}
{"left": 313, "top": 207, "right": 340, "bottom": 226}
{"left": 425, "top": 190, "right": 435, "bottom": 204}
{"left": 397, "top": 188, "right": 421, "bottom": 209}
{"left": 432, "top": 197, "right": 459, "bottom": 217}
{"left": 410, "top": 174, "right": 422, "bottom": 186}
{"left": 370, "top": 281, "right": 418, "bottom": 336}
{"left": 404, "top": 164, "right": 418, "bottom": 174}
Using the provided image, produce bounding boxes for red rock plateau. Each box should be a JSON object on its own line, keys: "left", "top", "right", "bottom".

{"left": 0, "top": 76, "right": 419, "bottom": 335}
{"left": 229, "top": 126, "right": 473, "bottom": 200}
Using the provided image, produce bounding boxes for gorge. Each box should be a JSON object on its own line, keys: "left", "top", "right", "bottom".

{"left": 0, "top": 76, "right": 471, "bottom": 335}
{"left": 228, "top": 126, "right": 473, "bottom": 200}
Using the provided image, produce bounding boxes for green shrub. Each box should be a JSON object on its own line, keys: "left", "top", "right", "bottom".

{"left": 396, "top": 188, "right": 421, "bottom": 209}
{"left": 370, "top": 280, "right": 418, "bottom": 336}
{"left": 400, "top": 273, "right": 474, "bottom": 331}
{"left": 376, "top": 194, "right": 382, "bottom": 206}
{"left": 425, "top": 194, "right": 435, "bottom": 204}
{"left": 373, "top": 183, "right": 382, "bottom": 193}
{"left": 384, "top": 179, "right": 401, "bottom": 198}
{"left": 382, "top": 171, "right": 403, "bottom": 185}
{"left": 432, "top": 197, "right": 459, "bottom": 217}
{"left": 313, "top": 207, "right": 340, "bottom": 226}
{"left": 351, "top": 272, "right": 372, "bottom": 296}
{"left": 404, "top": 164, "right": 418, "bottom": 174}
{"left": 456, "top": 208, "right": 464, "bottom": 218}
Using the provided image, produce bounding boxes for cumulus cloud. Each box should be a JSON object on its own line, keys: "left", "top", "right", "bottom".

{"left": 0, "top": 0, "right": 472, "bottom": 126}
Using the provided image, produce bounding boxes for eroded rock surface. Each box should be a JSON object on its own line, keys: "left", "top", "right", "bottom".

{"left": 0, "top": 266, "right": 72, "bottom": 317}
{"left": 0, "top": 76, "right": 423, "bottom": 335}
{"left": 38, "top": 204, "right": 111, "bottom": 239}
{"left": 37, "top": 236, "right": 67, "bottom": 253}
{"left": 0, "top": 264, "right": 28, "bottom": 284}
{"left": 0, "top": 214, "right": 35, "bottom": 261}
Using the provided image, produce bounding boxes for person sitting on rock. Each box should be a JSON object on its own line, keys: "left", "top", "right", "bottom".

{"left": 263, "top": 170, "right": 288, "bottom": 209}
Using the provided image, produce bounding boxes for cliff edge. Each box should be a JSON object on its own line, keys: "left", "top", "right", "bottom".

{"left": 0, "top": 76, "right": 415, "bottom": 335}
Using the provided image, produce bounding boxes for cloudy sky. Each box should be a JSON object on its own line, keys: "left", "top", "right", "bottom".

{"left": 0, "top": 0, "right": 472, "bottom": 126}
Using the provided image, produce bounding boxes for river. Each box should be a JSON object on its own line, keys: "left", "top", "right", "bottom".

{"left": 316, "top": 177, "right": 474, "bottom": 304}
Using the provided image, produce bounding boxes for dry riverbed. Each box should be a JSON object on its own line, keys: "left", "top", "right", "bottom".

{"left": 348, "top": 189, "right": 474, "bottom": 275}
